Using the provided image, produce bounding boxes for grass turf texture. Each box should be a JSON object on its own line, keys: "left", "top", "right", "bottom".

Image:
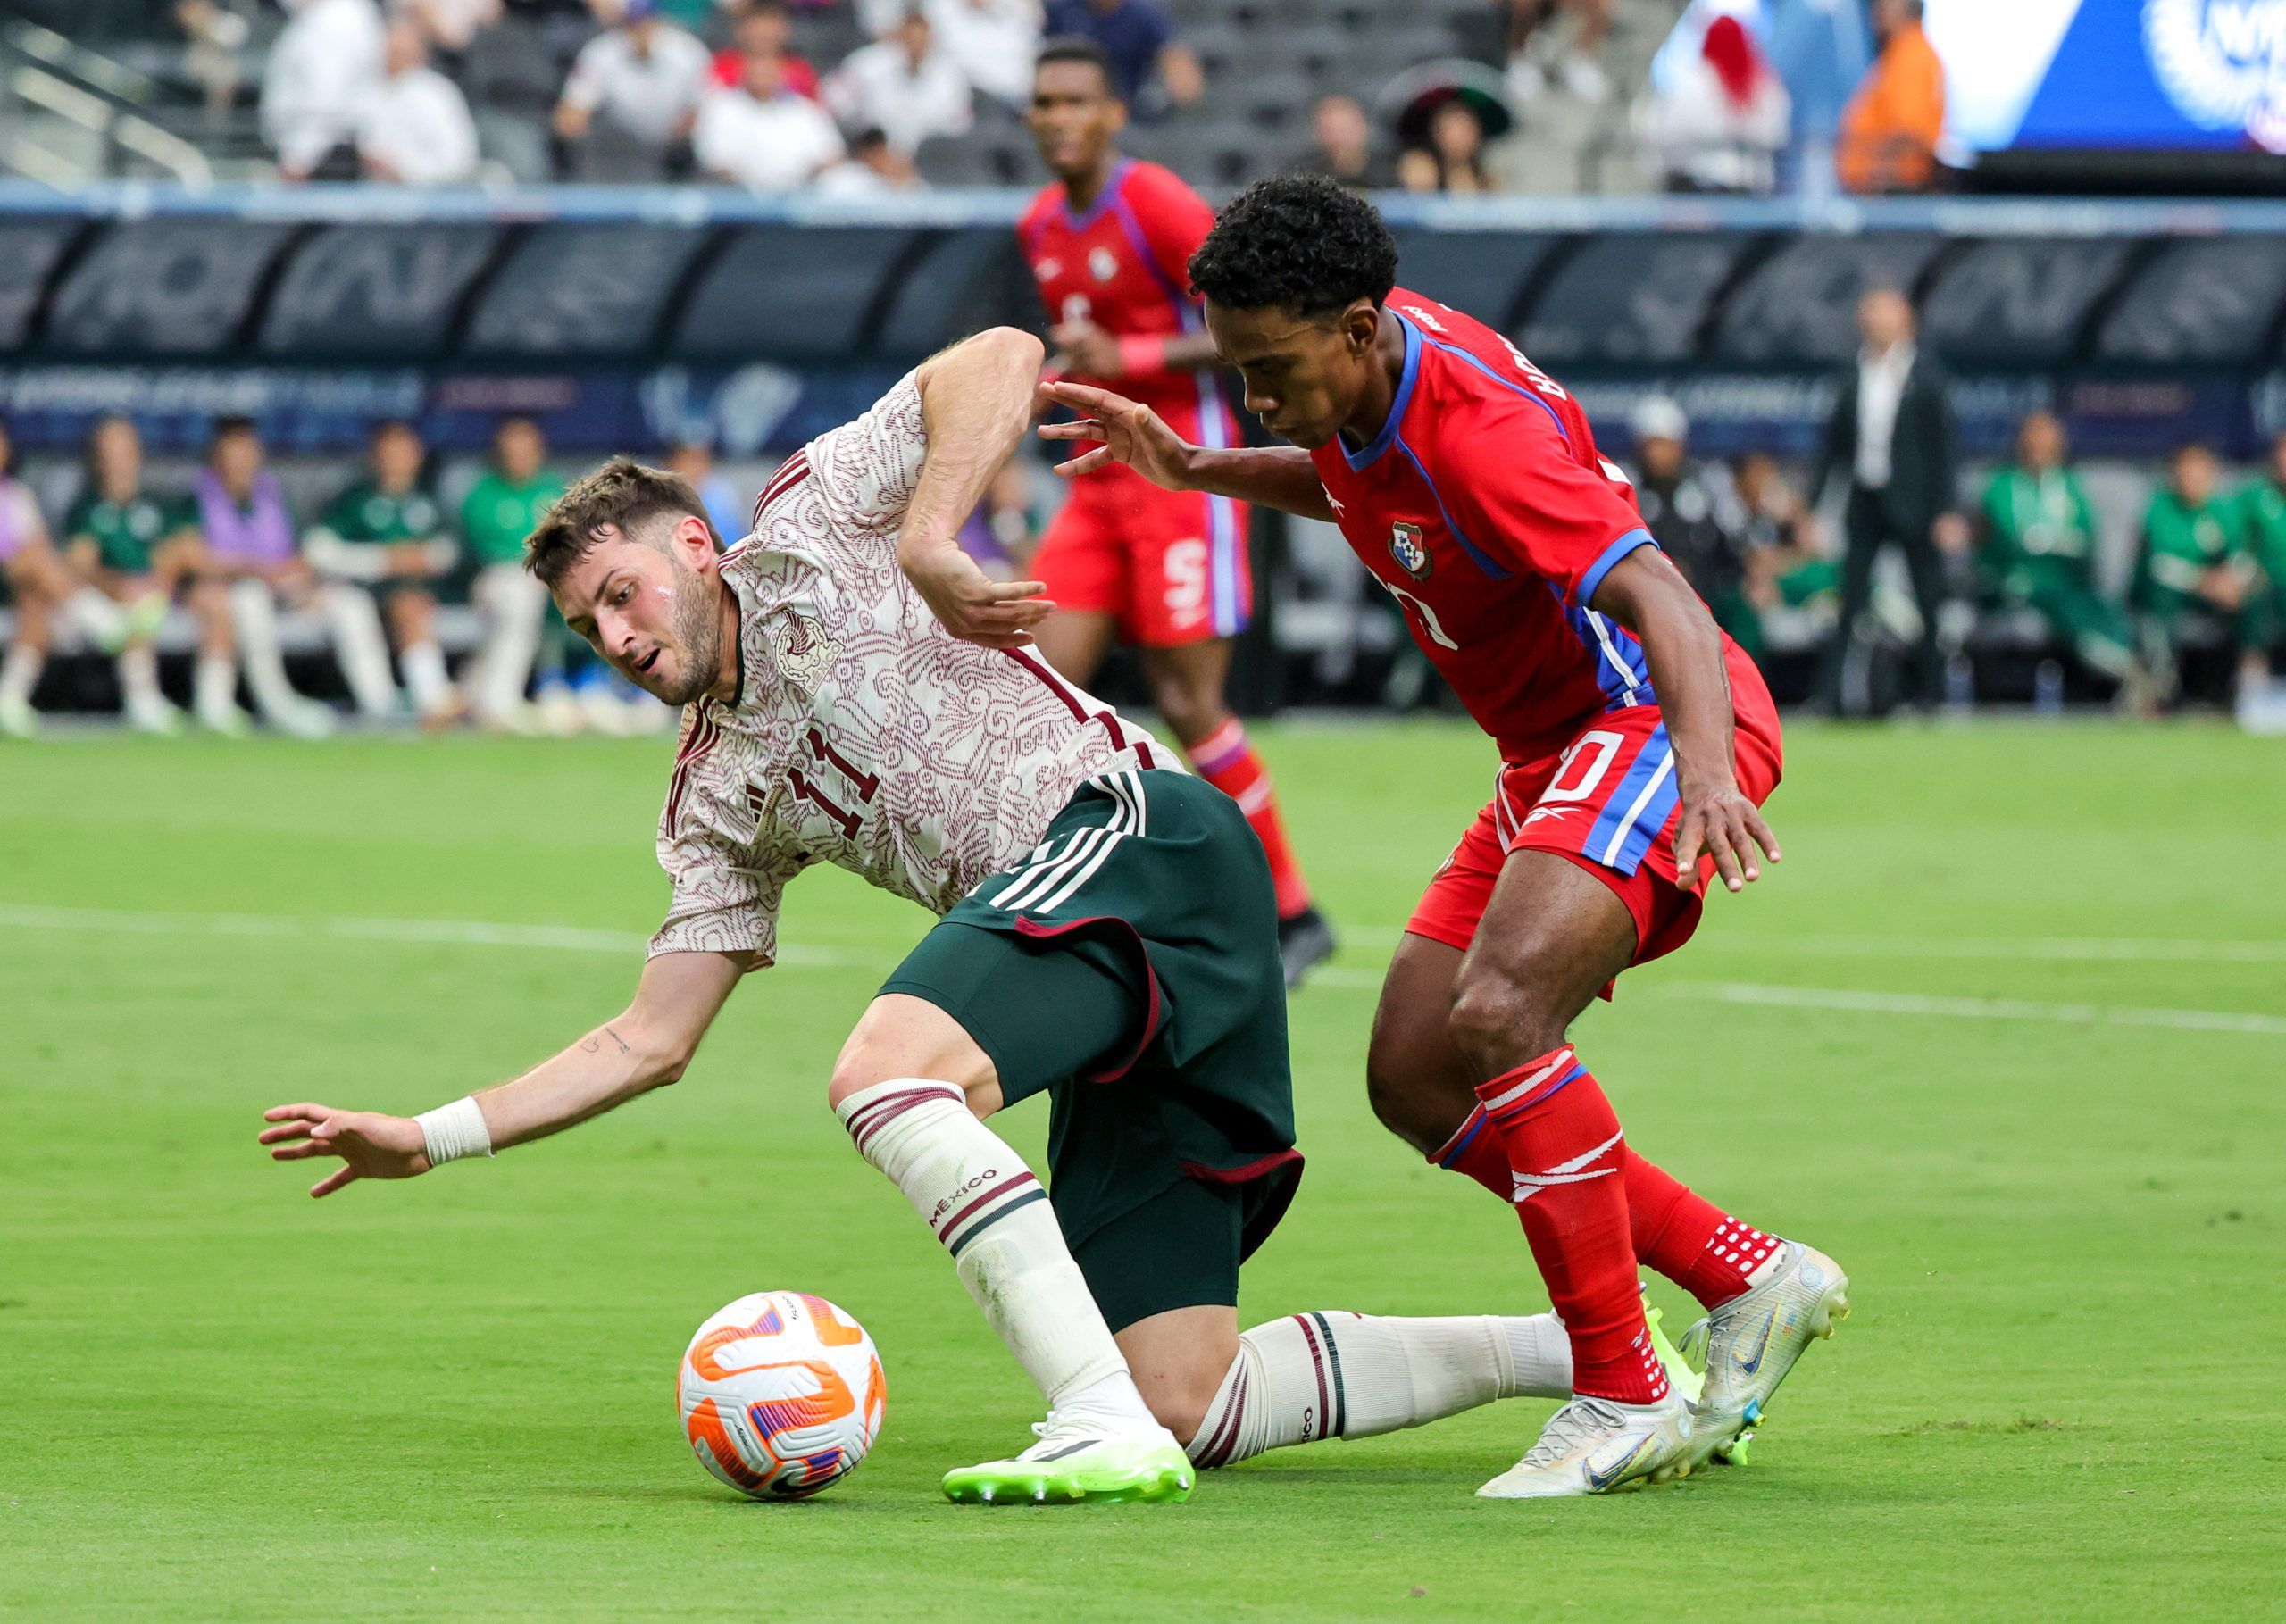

{"left": 3, "top": 720, "right": 2282, "bottom": 1620}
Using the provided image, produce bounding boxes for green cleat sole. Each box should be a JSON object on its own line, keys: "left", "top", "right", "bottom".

{"left": 941, "top": 1462, "right": 1194, "bottom": 1507}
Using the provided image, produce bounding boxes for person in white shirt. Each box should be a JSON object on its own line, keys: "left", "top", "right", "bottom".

{"left": 922, "top": 0, "right": 1039, "bottom": 108}
{"left": 554, "top": 0, "right": 711, "bottom": 156}
{"left": 694, "top": 48, "right": 846, "bottom": 192}
{"left": 1636, "top": 13, "right": 1790, "bottom": 195}
{"left": 814, "top": 125, "right": 924, "bottom": 197}
{"left": 261, "top": 0, "right": 387, "bottom": 179}
{"left": 822, "top": 8, "right": 973, "bottom": 158}
{"left": 358, "top": 21, "right": 481, "bottom": 185}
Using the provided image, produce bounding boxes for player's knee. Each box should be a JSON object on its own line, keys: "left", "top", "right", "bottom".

{"left": 1364, "top": 1045, "right": 1446, "bottom": 1155}
{"left": 1447, "top": 964, "right": 1567, "bottom": 1070}
{"left": 1149, "top": 679, "right": 1225, "bottom": 748}
{"left": 1135, "top": 1357, "right": 1230, "bottom": 1448}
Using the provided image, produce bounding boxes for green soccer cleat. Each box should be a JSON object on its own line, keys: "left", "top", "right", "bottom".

{"left": 942, "top": 1420, "right": 1195, "bottom": 1507}
{"left": 1644, "top": 1295, "right": 1704, "bottom": 1412}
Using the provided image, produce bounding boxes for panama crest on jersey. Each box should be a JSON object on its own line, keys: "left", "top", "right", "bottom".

{"left": 1389, "top": 521, "right": 1432, "bottom": 579}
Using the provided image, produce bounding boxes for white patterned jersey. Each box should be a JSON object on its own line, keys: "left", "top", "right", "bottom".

{"left": 648, "top": 371, "right": 1172, "bottom": 967}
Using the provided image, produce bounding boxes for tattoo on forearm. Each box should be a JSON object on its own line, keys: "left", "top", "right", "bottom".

{"left": 578, "top": 1026, "right": 632, "bottom": 1057}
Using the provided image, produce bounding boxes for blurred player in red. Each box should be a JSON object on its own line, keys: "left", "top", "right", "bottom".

{"left": 1043, "top": 176, "right": 1849, "bottom": 1499}
{"left": 1021, "top": 38, "right": 1334, "bottom": 987}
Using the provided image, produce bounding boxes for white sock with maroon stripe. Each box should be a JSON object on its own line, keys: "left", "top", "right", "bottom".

{"left": 836, "top": 1078, "right": 1154, "bottom": 1428}
{"left": 1186, "top": 1312, "right": 1573, "bottom": 1468}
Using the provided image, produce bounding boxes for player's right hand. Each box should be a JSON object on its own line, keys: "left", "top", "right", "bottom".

{"left": 1038, "top": 381, "right": 1198, "bottom": 493}
{"left": 258, "top": 1103, "right": 430, "bottom": 1198}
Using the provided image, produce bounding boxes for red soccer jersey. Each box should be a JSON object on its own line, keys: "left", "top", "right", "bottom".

{"left": 1312, "top": 287, "right": 1727, "bottom": 764}
{"left": 1020, "top": 158, "right": 1240, "bottom": 449}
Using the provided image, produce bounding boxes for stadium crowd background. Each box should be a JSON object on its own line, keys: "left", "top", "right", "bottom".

{"left": 3, "top": 0, "right": 2285, "bottom": 736}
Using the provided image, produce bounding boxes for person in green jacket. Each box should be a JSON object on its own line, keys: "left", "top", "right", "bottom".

{"left": 305, "top": 419, "right": 461, "bottom": 724}
{"left": 1977, "top": 411, "right": 2146, "bottom": 696}
{"left": 459, "top": 416, "right": 565, "bottom": 729}
{"left": 2133, "top": 441, "right": 2267, "bottom": 709}
{"left": 60, "top": 414, "right": 206, "bottom": 734}
{"left": 2232, "top": 431, "right": 2286, "bottom": 683}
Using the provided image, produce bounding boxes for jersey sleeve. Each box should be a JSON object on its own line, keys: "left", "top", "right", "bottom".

{"left": 1429, "top": 388, "right": 1655, "bottom": 610}
{"left": 1124, "top": 165, "right": 1216, "bottom": 300}
{"left": 648, "top": 828, "right": 807, "bottom": 967}
{"left": 803, "top": 369, "right": 926, "bottom": 537}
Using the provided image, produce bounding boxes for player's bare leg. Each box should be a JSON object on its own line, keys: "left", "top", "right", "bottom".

{"left": 0, "top": 555, "right": 61, "bottom": 737}
{"left": 1141, "top": 637, "right": 1332, "bottom": 987}
{"left": 1030, "top": 605, "right": 1120, "bottom": 688}
{"left": 827, "top": 995, "right": 1193, "bottom": 1505}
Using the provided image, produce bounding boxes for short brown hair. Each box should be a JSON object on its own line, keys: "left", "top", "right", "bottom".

{"left": 524, "top": 456, "right": 711, "bottom": 588}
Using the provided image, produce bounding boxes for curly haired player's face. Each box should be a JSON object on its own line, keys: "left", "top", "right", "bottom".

{"left": 1028, "top": 58, "right": 1123, "bottom": 181}
{"left": 551, "top": 516, "right": 727, "bottom": 707}
{"left": 1205, "top": 297, "right": 1387, "bottom": 451}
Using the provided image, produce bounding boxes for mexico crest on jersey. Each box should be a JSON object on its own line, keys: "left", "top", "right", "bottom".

{"left": 768, "top": 610, "right": 841, "bottom": 697}
{"left": 1389, "top": 521, "right": 1431, "bottom": 579}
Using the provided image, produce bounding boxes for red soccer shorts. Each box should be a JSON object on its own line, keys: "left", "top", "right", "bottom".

{"left": 1031, "top": 464, "right": 1251, "bottom": 648}
{"left": 1407, "top": 654, "right": 1784, "bottom": 973}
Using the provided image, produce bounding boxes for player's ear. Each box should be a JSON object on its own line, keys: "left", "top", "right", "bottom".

{"left": 1343, "top": 300, "right": 1380, "bottom": 356}
{"left": 674, "top": 513, "right": 718, "bottom": 570}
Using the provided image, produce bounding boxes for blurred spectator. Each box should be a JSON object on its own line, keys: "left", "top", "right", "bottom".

{"left": 1809, "top": 287, "right": 1964, "bottom": 713}
{"left": 822, "top": 10, "right": 974, "bottom": 158}
{"left": 1977, "top": 411, "right": 2145, "bottom": 695}
{"left": 61, "top": 416, "right": 202, "bottom": 737}
{"left": 0, "top": 417, "right": 79, "bottom": 739}
{"left": 816, "top": 126, "right": 924, "bottom": 196}
{"left": 460, "top": 416, "right": 562, "bottom": 730}
{"left": 1836, "top": 0, "right": 1946, "bottom": 195}
{"left": 1294, "top": 94, "right": 1396, "bottom": 193}
{"left": 178, "top": 0, "right": 254, "bottom": 119}
{"left": 304, "top": 421, "right": 462, "bottom": 725}
{"left": 696, "top": 47, "right": 846, "bottom": 190}
{"left": 194, "top": 419, "right": 338, "bottom": 737}
{"left": 393, "top": 0, "right": 501, "bottom": 56}
{"left": 2235, "top": 432, "right": 2286, "bottom": 690}
{"left": 1398, "top": 97, "right": 1495, "bottom": 196}
{"left": 2135, "top": 443, "right": 2269, "bottom": 712}
{"left": 261, "top": 0, "right": 387, "bottom": 180}
{"left": 1639, "top": 13, "right": 1789, "bottom": 194}
{"left": 357, "top": 21, "right": 481, "bottom": 184}
{"left": 1040, "top": 0, "right": 1200, "bottom": 112}
{"left": 1732, "top": 449, "right": 1838, "bottom": 653}
{"left": 1627, "top": 397, "right": 1759, "bottom": 650}
{"left": 926, "top": 0, "right": 1041, "bottom": 108}
{"left": 709, "top": 3, "right": 820, "bottom": 97}
{"left": 665, "top": 443, "right": 747, "bottom": 543}
{"left": 554, "top": 0, "right": 710, "bottom": 173}
{"left": 1504, "top": 0, "right": 1613, "bottom": 105}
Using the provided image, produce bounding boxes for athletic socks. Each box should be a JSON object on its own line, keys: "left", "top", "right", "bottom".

{"left": 835, "top": 1078, "right": 1141, "bottom": 1418}
{"left": 400, "top": 641, "right": 454, "bottom": 715}
{"left": 194, "top": 654, "right": 240, "bottom": 729}
{"left": 320, "top": 585, "right": 402, "bottom": 719}
{"left": 1186, "top": 1311, "right": 1571, "bottom": 1468}
{"left": 1433, "top": 1102, "right": 1785, "bottom": 1311}
{"left": 1185, "top": 718, "right": 1313, "bottom": 920}
{"left": 0, "top": 644, "right": 39, "bottom": 707}
{"left": 1475, "top": 1046, "right": 1668, "bottom": 1405}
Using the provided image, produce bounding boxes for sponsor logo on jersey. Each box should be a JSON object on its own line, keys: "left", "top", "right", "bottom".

{"left": 1389, "top": 521, "right": 1432, "bottom": 579}
{"left": 768, "top": 611, "right": 841, "bottom": 697}
{"left": 1523, "top": 804, "right": 1578, "bottom": 825}
{"left": 1037, "top": 257, "right": 1061, "bottom": 281}
{"left": 1089, "top": 246, "right": 1119, "bottom": 283}
{"left": 1397, "top": 302, "right": 1450, "bottom": 334}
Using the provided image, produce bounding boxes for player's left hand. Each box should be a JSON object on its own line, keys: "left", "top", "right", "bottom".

{"left": 258, "top": 1103, "right": 430, "bottom": 1198}
{"left": 1673, "top": 779, "right": 1781, "bottom": 894}
{"left": 899, "top": 539, "right": 1056, "bottom": 649}
{"left": 1048, "top": 319, "right": 1122, "bottom": 379}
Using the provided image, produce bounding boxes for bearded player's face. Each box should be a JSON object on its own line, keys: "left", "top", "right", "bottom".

{"left": 553, "top": 526, "right": 722, "bottom": 707}
{"left": 1206, "top": 298, "right": 1382, "bottom": 451}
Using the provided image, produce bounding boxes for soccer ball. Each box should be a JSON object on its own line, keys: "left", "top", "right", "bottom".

{"left": 676, "top": 1291, "right": 886, "bottom": 1500}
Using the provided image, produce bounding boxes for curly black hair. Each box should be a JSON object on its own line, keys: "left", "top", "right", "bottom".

{"left": 1188, "top": 174, "right": 1399, "bottom": 318}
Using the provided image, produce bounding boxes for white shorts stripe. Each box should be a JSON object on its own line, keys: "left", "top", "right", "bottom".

{"left": 1597, "top": 745, "right": 1676, "bottom": 867}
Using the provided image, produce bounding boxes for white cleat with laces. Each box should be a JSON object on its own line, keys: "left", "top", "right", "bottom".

{"left": 1476, "top": 1388, "right": 1693, "bottom": 1499}
{"left": 1680, "top": 1239, "right": 1851, "bottom": 1469}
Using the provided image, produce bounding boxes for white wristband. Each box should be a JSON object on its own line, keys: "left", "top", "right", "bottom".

{"left": 416, "top": 1096, "right": 494, "bottom": 1166}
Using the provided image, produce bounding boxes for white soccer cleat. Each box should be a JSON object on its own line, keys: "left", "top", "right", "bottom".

{"left": 0, "top": 693, "right": 38, "bottom": 739}
{"left": 125, "top": 692, "right": 187, "bottom": 737}
{"left": 942, "top": 1413, "right": 1194, "bottom": 1506}
{"left": 1476, "top": 1390, "right": 1692, "bottom": 1499}
{"left": 263, "top": 697, "right": 338, "bottom": 740}
{"left": 1681, "top": 1240, "right": 1850, "bottom": 1469}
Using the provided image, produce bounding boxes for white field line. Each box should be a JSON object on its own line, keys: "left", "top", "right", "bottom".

{"left": 1336, "top": 923, "right": 2286, "bottom": 965}
{"left": 0, "top": 902, "right": 853, "bottom": 968}
{"left": 1673, "top": 981, "right": 2286, "bottom": 1037}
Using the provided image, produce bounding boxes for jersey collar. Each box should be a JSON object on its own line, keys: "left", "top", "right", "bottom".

{"left": 1060, "top": 157, "right": 1131, "bottom": 231}
{"left": 1339, "top": 308, "right": 1422, "bottom": 472}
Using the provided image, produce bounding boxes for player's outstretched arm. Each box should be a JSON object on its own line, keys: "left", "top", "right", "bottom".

{"left": 257, "top": 950, "right": 749, "bottom": 1198}
{"left": 1590, "top": 546, "right": 1781, "bottom": 895}
{"left": 1038, "top": 380, "right": 1334, "bottom": 521}
{"left": 895, "top": 327, "right": 1059, "bottom": 648}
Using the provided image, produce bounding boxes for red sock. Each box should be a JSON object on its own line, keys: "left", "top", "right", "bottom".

{"left": 1188, "top": 719, "right": 1312, "bottom": 919}
{"left": 1437, "top": 1109, "right": 1775, "bottom": 1310}
{"left": 1623, "top": 1149, "right": 1781, "bottom": 1309}
{"left": 1476, "top": 1047, "right": 1667, "bottom": 1404}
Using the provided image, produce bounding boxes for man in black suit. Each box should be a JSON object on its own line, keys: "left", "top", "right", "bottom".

{"left": 1811, "top": 287, "right": 1967, "bottom": 712}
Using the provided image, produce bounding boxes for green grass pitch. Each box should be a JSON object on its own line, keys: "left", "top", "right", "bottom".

{"left": 3, "top": 720, "right": 2282, "bottom": 1620}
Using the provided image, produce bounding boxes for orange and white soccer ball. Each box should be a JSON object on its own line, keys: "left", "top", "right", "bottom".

{"left": 676, "top": 1291, "right": 886, "bottom": 1500}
